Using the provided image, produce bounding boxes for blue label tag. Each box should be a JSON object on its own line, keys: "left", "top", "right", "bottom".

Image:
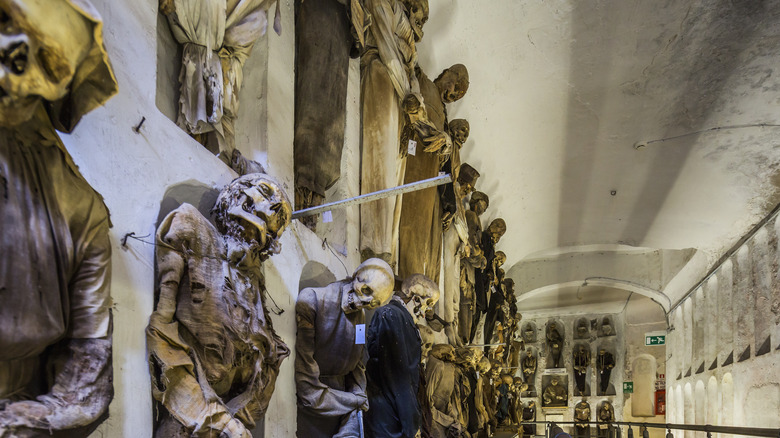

{"left": 355, "top": 324, "right": 365, "bottom": 344}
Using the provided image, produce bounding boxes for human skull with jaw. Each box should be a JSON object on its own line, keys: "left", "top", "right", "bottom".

{"left": 399, "top": 273, "right": 439, "bottom": 322}
{"left": 417, "top": 324, "right": 435, "bottom": 363}
{"left": 449, "top": 118, "right": 470, "bottom": 146}
{"left": 487, "top": 218, "right": 507, "bottom": 243}
{"left": 0, "top": 0, "right": 95, "bottom": 126}
{"left": 433, "top": 64, "right": 469, "bottom": 104}
{"left": 341, "top": 258, "right": 394, "bottom": 314}
{"left": 477, "top": 356, "right": 491, "bottom": 375}
{"left": 213, "top": 173, "right": 292, "bottom": 264}
{"left": 430, "top": 344, "right": 455, "bottom": 362}
{"left": 400, "top": 0, "right": 428, "bottom": 42}
{"left": 454, "top": 347, "right": 482, "bottom": 370}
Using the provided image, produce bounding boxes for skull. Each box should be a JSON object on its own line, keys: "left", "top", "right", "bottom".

{"left": 341, "top": 258, "right": 394, "bottom": 314}
{"left": 433, "top": 64, "right": 469, "bottom": 104}
{"left": 494, "top": 251, "right": 506, "bottom": 268}
{"left": 456, "top": 163, "right": 480, "bottom": 198}
{"left": 417, "top": 324, "right": 435, "bottom": 363}
{"left": 430, "top": 344, "right": 455, "bottom": 362}
{"left": 449, "top": 119, "right": 470, "bottom": 146}
{"left": 400, "top": 273, "right": 439, "bottom": 320}
{"left": 0, "top": 0, "right": 94, "bottom": 126}
{"left": 401, "top": 0, "right": 428, "bottom": 42}
{"left": 214, "top": 173, "right": 292, "bottom": 260}
{"left": 469, "top": 191, "right": 489, "bottom": 216}
{"left": 454, "top": 347, "right": 482, "bottom": 370}
{"left": 477, "top": 356, "right": 491, "bottom": 374}
{"left": 487, "top": 218, "right": 507, "bottom": 243}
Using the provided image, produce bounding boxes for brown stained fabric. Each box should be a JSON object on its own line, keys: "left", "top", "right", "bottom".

{"left": 360, "top": 52, "right": 405, "bottom": 263}
{"left": 0, "top": 108, "right": 113, "bottom": 436}
{"left": 425, "top": 356, "right": 462, "bottom": 438}
{"left": 293, "top": 0, "right": 351, "bottom": 206}
{"left": 295, "top": 284, "right": 367, "bottom": 437}
{"left": 359, "top": 0, "right": 421, "bottom": 263}
{"left": 397, "top": 69, "right": 444, "bottom": 281}
{"left": 147, "top": 204, "right": 289, "bottom": 437}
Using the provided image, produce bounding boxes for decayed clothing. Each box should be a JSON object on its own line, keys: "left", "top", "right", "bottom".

{"left": 458, "top": 261, "right": 476, "bottom": 344}
{"left": 573, "top": 348, "right": 591, "bottom": 393}
{"left": 397, "top": 69, "right": 445, "bottom": 281}
{"left": 293, "top": 0, "right": 352, "bottom": 206}
{"left": 597, "top": 351, "right": 615, "bottom": 394}
{"left": 365, "top": 298, "right": 422, "bottom": 438}
{"left": 162, "top": 0, "right": 281, "bottom": 149}
{"left": 359, "top": 0, "right": 419, "bottom": 263}
{"left": 425, "top": 356, "right": 463, "bottom": 438}
{"left": 147, "top": 204, "right": 289, "bottom": 437}
{"left": 471, "top": 232, "right": 495, "bottom": 341}
{"left": 295, "top": 283, "right": 367, "bottom": 438}
{"left": 520, "top": 405, "right": 536, "bottom": 437}
{"left": 0, "top": 108, "right": 113, "bottom": 436}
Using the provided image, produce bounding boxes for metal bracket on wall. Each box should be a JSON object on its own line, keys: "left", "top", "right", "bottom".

{"left": 291, "top": 174, "right": 453, "bottom": 219}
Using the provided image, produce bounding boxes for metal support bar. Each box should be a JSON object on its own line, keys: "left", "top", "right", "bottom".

{"left": 291, "top": 174, "right": 452, "bottom": 219}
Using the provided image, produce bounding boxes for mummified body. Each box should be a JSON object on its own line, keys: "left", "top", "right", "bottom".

{"left": 295, "top": 259, "right": 395, "bottom": 438}
{"left": 0, "top": 0, "right": 117, "bottom": 435}
{"left": 147, "top": 174, "right": 293, "bottom": 437}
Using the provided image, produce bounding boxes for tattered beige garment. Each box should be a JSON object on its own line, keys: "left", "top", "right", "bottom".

{"left": 295, "top": 284, "right": 367, "bottom": 438}
{"left": 425, "top": 356, "right": 463, "bottom": 438}
{"left": 0, "top": 108, "right": 113, "bottom": 436}
{"left": 162, "top": 0, "right": 281, "bottom": 149}
{"left": 147, "top": 204, "right": 289, "bottom": 437}
{"left": 359, "top": 0, "right": 419, "bottom": 264}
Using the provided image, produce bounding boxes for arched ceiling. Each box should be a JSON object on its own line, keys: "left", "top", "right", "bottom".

{"left": 417, "top": 0, "right": 780, "bottom": 309}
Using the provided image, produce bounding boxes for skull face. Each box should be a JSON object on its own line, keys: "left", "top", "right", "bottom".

{"left": 449, "top": 119, "right": 470, "bottom": 145}
{"left": 215, "top": 174, "right": 292, "bottom": 259}
{"left": 494, "top": 251, "right": 506, "bottom": 268}
{"left": 433, "top": 64, "right": 469, "bottom": 104}
{"left": 477, "top": 356, "right": 491, "bottom": 374}
{"left": 469, "top": 191, "right": 489, "bottom": 216}
{"left": 430, "top": 344, "right": 455, "bottom": 362}
{"left": 402, "top": 0, "right": 428, "bottom": 42}
{"left": 401, "top": 273, "right": 439, "bottom": 320}
{"left": 418, "top": 324, "right": 435, "bottom": 362}
{"left": 487, "top": 218, "right": 507, "bottom": 242}
{"left": 341, "top": 258, "right": 394, "bottom": 314}
{"left": 454, "top": 347, "right": 481, "bottom": 369}
{"left": 0, "top": 0, "right": 93, "bottom": 126}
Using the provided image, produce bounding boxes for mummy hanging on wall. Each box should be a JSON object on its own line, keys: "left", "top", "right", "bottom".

{"left": 147, "top": 174, "right": 292, "bottom": 437}
{"left": 0, "top": 0, "right": 118, "bottom": 435}
{"left": 160, "top": 0, "right": 281, "bottom": 153}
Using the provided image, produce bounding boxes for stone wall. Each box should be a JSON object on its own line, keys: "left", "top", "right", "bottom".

{"left": 666, "top": 217, "right": 780, "bottom": 435}
{"left": 58, "top": 1, "right": 361, "bottom": 436}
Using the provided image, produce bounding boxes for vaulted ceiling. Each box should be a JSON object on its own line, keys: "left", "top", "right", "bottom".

{"left": 417, "top": 0, "right": 780, "bottom": 312}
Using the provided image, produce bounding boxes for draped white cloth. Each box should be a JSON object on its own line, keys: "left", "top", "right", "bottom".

{"left": 163, "top": 0, "right": 280, "bottom": 150}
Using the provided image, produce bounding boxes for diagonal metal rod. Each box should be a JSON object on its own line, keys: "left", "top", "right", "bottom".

{"left": 292, "top": 174, "right": 452, "bottom": 219}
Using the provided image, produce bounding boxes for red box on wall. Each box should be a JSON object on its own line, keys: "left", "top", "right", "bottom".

{"left": 655, "top": 390, "right": 666, "bottom": 416}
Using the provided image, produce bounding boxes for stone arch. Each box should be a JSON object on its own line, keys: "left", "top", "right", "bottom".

{"left": 684, "top": 382, "right": 694, "bottom": 438}
{"left": 695, "top": 380, "right": 706, "bottom": 438}
{"left": 721, "top": 373, "right": 734, "bottom": 427}
{"left": 706, "top": 376, "right": 718, "bottom": 429}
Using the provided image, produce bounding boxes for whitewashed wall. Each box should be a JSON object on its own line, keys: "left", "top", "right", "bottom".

{"left": 59, "top": 1, "right": 361, "bottom": 436}
{"left": 666, "top": 217, "right": 780, "bottom": 433}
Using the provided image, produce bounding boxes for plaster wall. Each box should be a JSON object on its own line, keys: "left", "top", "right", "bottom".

{"left": 667, "top": 216, "right": 780, "bottom": 431}
{"left": 55, "top": 0, "right": 362, "bottom": 436}
{"left": 519, "top": 311, "right": 626, "bottom": 434}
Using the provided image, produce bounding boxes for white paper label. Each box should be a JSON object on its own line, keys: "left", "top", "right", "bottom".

{"left": 355, "top": 324, "right": 366, "bottom": 344}
{"left": 438, "top": 171, "right": 446, "bottom": 177}
{"left": 322, "top": 211, "right": 333, "bottom": 223}
{"left": 408, "top": 140, "right": 417, "bottom": 156}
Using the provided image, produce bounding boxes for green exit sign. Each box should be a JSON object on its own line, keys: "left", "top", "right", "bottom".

{"left": 623, "top": 382, "right": 634, "bottom": 393}
{"left": 645, "top": 334, "right": 666, "bottom": 346}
